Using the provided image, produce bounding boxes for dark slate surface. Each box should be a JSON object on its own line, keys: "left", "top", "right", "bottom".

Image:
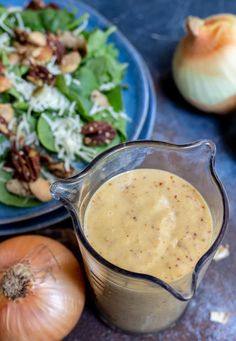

{"left": 27, "top": 0, "right": 236, "bottom": 340}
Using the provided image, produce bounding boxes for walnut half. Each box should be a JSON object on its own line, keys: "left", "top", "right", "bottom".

{"left": 81, "top": 121, "right": 116, "bottom": 146}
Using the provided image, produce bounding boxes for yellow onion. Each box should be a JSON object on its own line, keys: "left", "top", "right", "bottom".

{"left": 173, "top": 14, "right": 236, "bottom": 113}
{"left": 0, "top": 235, "right": 85, "bottom": 341}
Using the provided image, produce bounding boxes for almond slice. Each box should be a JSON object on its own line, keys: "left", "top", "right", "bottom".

{"left": 60, "top": 51, "right": 81, "bottom": 73}
{"left": 0, "top": 104, "right": 14, "bottom": 123}
{"left": 91, "top": 90, "right": 109, "bottom": 108}
{"left": 29, "top": 178, "right": 52, "bottom": 202}
{"left": 0, "top": 76, "right": 11, "bottom": 93}
{"left": 6, "top": 179, "right": 31, "bottom": 197}
{"left": 27, "top": 31, "right": 47, "bottom": 47}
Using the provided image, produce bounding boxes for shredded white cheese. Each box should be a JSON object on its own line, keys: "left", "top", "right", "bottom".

{"left": 30, "top": 85, "right": 70, "bottom": 113}
{"left": 0, "top": 7, "right": 23, "bottom": 36}
{"left": 64, "top": 73, "right": 72, "bottom": 86}
{"left": 89, "top": 102, "right": 129, "bottom": 124}
{"left": 0, "top": 33, "right": 15, "bottom": 52}
{"left": 99, "top": 82, "right": 116, "bottom": 91}
{"left": 15, "top": 12, "right": 24, "bottom": 30}
{"left": 89, "top": 103, "right": 105, "bottom": 116}
{"left": 107, "top": 106, "right": 130, "bottom": 122}
{"left": 8, "top": 116, "right": 17, "bottom": 131}
{"left": 210, "top": 311, "right": 231, "bottom": 324}
{"left": 47, "top": 56, "right": 62, "bottom": 75}
{"left": 68, "top": 101, "right": 77, "bottom": 115}
{"left": 73, "top": 19, "right": 88, "bottom": 36}
{"left": 213, "top": 244, "right": 230, "bottom": 262}
{"left": 72, "top": 78, "right": 81, "bottom": 87}
{"left": 6, "top": 6, "right": 23, "bottom": 13}
{"left": 0, "top": 13, "right": 14, "bottom": 35}
{"left": 16, "top": 114, "right": 38, "bottom": 148}
{"left": 42, "top": 113, "right": 83, "bottom": 170}
{"left": 7, "top": 72, "right": 35, "bottom": 101}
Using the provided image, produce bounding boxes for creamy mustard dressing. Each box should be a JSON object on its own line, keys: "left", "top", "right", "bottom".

{"left": 84, "top": 169, "right": 213, "bottom": 283}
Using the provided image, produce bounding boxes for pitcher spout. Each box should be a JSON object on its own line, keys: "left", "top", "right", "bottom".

{"left": 50, "top": 177, "right": 82, "bottom": 204}
{"left": 189, "top": 139, "right": 216, "bottom": 165}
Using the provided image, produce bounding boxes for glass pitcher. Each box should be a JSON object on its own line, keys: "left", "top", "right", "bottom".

{"left": 51, "top": 140, "right": 229, "bottom": 334}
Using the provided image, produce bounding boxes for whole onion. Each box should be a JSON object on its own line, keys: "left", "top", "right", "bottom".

{"left": 0, "top": 235, "right": 85, "bottom": 341}
{"left": 173, "top": 14, "right": 236, "bottom": 113}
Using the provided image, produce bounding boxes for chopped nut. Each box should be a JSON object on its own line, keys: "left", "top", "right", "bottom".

{"left": 26, "top": 0, "right": 45, "bottom": 10}
{"left": 76, "top": 36, "right": 87, "bottom": 57}
{"left": 27, "top": 65, "right": 55, "bottom": 86}
{"left": 27, "top": 31, "right": 47, "bottom": 47}
{"left": 36, "top": 46, "right": 53, "bottom": 64}
{"left": 14, "top": 42, "right": 37, "bottom": 60}
{"left": 60, "top": 51, "right": 81, "bottom": 73}
{"left": 0, "top": 116, "right": 10, "bottom": 136}
{"left": 11, "top": 146, "right": 41, "bottom": 182}
{"left": 82, "top": 121, "right": 116, "bottom": 146}
{"left": 26, "top": 0, "right": 59, "bottom": 10}
{"left": 13, "top": 42, "right": 53, "bottom": 65}
{"left": 47, "top": 33, "right": 65, "bottom": 63}
{"left": 13, "top": 42, "right": 28, "bottom": 55}
{"left": 6, "top": 178, "right": 31, "bottom": 197}
{"left": 0, "top": 104, "right": 14, "bottom": 123}
{"left": 31, "top": 47, "right": 42, "bottom": 58}
{"left": 0, "top": 75, "right": 11, "bottom": 93}
{"left": 29, "top": 177, "right": 52, "bottom": 202}
{"left": 14, "top": 28, "right": 28, "bottom": 44}
{"left": 46, "top": 161, "right": 75, "bottom": 178}
{"left": 8, "top": 52, "right": 20, "bottom": 65}
{"left": 91, "top": 90, "right": 110, "bottom": 108}
{"left": 58, "top": 32, "right": 87, "bottom": 55}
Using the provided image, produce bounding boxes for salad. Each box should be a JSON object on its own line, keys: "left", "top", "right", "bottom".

{"left": 0, "top": 0, "right": 128, "bottom": 207}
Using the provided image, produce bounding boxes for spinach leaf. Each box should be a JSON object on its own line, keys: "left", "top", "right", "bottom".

{"left": 13, "top": 102, "right": 29, "bottom": 111}
{"left": 37, "top": 114, "right": 56, "bottom": 152}
{"left": 0, "top": 93, "right": 10, "bottom": 103}
{"left": 20, "top": 10, "right": 43, "bottom": 31}
{"left": 21, "top": 8, "right": 79, "bottom": 33}
{"left": 106, "top": 85, "right": 123, "bottom": 112}
{"left": 0, "top": 5, "right": 6, "bottom": 15}
{"left": 39, "top": 8, "right": 77, "bottom": 33}
{"left": 84, "top": 26, "right": 127, "bottom": 86}
{"left": 87, "top": 26, "right": 116, "bottom": 57}
{"left": 56, "top": 75, "right": 90, "bottom": 119}
{"left": 74, "top": 67, "right": 98, "bottom": 97}
{"left": 10, "top": 65, "right": 29, "bottom": 77}
{"left": 7, "top": 87, "right": 22, "bottom": 101}
{"left": 0, "top": 170, "right": 40, "bottom": 207}
{"left": 85, "top": 55, "right": 127, "bottom": 86}
{"left": 0, "top": 50, "right": 9, "bottom": 66}
{"left": 67, "top": 13, "right": 89, "bottom": 30}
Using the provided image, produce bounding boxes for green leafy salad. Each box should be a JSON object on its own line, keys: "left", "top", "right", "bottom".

{"left": 0, "top": 0, "right": 128, "bottom": 207}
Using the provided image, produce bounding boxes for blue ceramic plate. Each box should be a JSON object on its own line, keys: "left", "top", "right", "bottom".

{"left": 0, "top": 0, "right": 150, "bottom": 224}
{"left": 0, "top": 60, "right": 156, "bottom": 235}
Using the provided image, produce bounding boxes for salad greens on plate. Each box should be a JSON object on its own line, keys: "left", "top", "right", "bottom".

{"left": 0, "top": 0, "right": 128, "bottom": 207}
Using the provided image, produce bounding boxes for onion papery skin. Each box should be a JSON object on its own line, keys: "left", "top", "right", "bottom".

{"left": 173, "top": 14, "right": 236, "bottom": 113}
{"left": 0, "top": 235, "right": 85, "bottom": 341}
